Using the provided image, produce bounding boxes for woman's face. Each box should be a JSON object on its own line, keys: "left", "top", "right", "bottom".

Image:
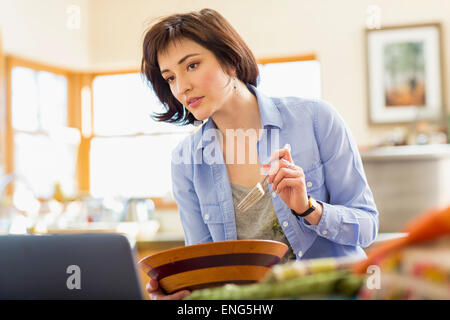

{"left": 158, "top": 38, "right": 234, "bottom": 121}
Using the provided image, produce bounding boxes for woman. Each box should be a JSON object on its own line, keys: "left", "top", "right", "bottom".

{"left": 141, "top": 8, "right": 379, "bottom": 300}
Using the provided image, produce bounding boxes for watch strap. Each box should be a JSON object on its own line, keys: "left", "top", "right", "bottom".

{"left": 291, "top": 196, "right": 316, "bottom": 219}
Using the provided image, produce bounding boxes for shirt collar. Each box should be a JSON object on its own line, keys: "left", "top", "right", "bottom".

{"left": 195, "top": 83, "right": 283, "bottom": 152}
{"left": 247, "top": 83, "right": 283, "bottom": 130}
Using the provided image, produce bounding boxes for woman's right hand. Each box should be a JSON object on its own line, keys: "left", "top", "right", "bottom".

{"left": 146, "top": 278, "right": 191, "bottom": 300}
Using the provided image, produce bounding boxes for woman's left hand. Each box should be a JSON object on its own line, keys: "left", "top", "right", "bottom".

{"left": 264, "top": 144, "right": 309, "bottom": 214}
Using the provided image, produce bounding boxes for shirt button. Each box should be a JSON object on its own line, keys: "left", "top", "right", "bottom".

{"left": 283, "top": 221, "right": 289, "bottom": 227}
{"left": 306, "top": 181, "right": 313, "bottom": 188}
{"left": 204, "top": 214, "right": 210, "bottom": 220}
{"left": 272, "top": 192, "right": 277, "bottom": 198}
{"left": 322, "top": 230, "right": 328, "bottom": 235}
{"left": 297, "top": 251, "right": 303, "bottom": 258}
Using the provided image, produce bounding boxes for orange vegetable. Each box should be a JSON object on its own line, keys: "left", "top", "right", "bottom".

{"left": 352, "top": 205, "right": 450, "bottom": 274}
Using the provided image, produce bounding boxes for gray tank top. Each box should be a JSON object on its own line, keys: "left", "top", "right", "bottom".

{"left": 230, "top": 181, "right": 297, "bottom": 263}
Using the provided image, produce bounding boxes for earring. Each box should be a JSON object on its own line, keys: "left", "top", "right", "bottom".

{"left": 233, "top": 77, "right": 237, "bottom": 90}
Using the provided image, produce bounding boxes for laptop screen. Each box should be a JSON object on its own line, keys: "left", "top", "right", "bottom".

{"left": 0, "top": 233, "right": 144, "bottom": 300}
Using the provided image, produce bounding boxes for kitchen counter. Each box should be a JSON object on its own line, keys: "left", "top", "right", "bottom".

{"left": 135, "top": 232, "right": 407, "bottom": 251}
{"left": 361, "top": 144, "right": 450, "bottom": 161}
{"left": 136, "top": 232, "right": 185, "bottom": 251}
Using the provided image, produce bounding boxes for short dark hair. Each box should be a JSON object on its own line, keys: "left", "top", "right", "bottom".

{"left": 141, "top": 8, "right": 259, "bottom": 126}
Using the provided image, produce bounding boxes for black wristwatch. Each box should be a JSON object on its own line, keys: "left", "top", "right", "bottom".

{"left": 291, "top": 196, "right": 318, "bottom": 219}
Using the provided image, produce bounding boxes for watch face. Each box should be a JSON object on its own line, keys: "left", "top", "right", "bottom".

{"left": 310, "top": 197, "right": 318, "bottom": 209}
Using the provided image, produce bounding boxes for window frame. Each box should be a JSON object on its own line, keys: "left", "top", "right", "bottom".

{"left": 3, "top": 56, "right": 84, "bottom": 198}
{"left": 0, "top": 30, "right": 6, "bottom": 181}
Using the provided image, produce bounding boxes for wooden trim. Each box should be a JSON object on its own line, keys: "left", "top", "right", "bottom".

{"left": 0, "top": 29, "right": 6, "bottom": 175}
{"left": 151, "top": 197, "right": 178, "bottom": 210}
{"left": 76, "top": 74, "right": 94, "bottom": 193}
{"left": 6, "top": 55, "right": 70, "bottom": 75}
{"left": 88, "top": 54, "right": 318, "bottom": 77}
{"left": 257, "top": 54, "right": 317, "bottom": 65}
{"left": 67, "top": 72, "right": 89, "bottom": 193}
{"left": 67, "top": 73, "right": 81, "bottom": 129}
{"left": 77, "top": 136, "right": 91, "bottom": 193}
{"left": 3, "top": 56, "right": 14, "bottom": 195}
{"left": 91, "top": 69, "right": 140, "bottom": 77}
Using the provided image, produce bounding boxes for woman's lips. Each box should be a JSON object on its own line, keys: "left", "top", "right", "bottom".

{"left": 188, "top": 96, "right": 204, "bottom": 108}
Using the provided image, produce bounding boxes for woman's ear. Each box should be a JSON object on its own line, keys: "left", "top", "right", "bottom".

{"left": 231, "top": 67, "right": 237, "bottom": 78}
{"left": 223, "top": 64, "right": 237, "bottom": 78}
{"left": 230, "top": 66, "right": 237, "bottom": 77}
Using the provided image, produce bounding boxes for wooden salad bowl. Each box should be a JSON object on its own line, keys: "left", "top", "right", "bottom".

{"left": 138, "top": 239, "right": 288, "bottom": 294}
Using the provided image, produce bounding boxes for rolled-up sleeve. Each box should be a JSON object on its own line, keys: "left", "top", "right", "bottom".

{"left": 171, "top": 145, "right": 212, "bottom": 246}
{"left": 301, "top": 100, "right": 379, "bottom": 248}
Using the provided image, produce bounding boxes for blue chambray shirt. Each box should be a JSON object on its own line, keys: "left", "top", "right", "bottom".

{"left": 170, "top": 83, "right": 379, "bottom": 260}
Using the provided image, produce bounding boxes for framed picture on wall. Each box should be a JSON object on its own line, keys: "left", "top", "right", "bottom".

{"left": 366, "top": 23, "right": 444, "bottom": 124}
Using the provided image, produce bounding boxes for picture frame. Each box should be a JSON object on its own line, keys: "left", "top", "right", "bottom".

{"left": 365, "top": 23, "right": 445, "bottom": 124}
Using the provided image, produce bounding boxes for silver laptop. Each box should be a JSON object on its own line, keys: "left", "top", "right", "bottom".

{"left": 0, "top": 233, "right": 144, "bottom": 300}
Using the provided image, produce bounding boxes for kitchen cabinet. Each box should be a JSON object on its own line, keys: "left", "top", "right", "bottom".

{"left": 361, "top": 144, "right": 450, "bottom": 232}
{"left": 135, "top": 235, "right": 185, "bottom": 299}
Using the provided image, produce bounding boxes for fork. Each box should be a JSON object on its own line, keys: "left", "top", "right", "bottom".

{"left": 236, "top": 144, "right": 292, "bottom": 212}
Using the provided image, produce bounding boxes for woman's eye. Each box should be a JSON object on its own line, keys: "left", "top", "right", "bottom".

{"left": 188, "top": 62, "right": 199, "bottom": 70}
{"left": 164, "top": 63, "right": 198, "bottom": 83}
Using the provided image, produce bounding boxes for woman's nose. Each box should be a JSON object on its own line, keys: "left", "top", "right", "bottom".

{"left": 176, "top": 74, "right": 192, "bottom": 96}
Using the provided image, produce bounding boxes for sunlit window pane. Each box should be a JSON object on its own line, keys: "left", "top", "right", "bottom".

{"left": 11, "top": 65, "right": 74, "bottom": 200}
{"left": 93, "top": 73, "right": 194, "bottom": 136}
{"left": 14, "top": 131, "right": 79, "bottom": 199}
{"left": 11, "top": 67, "right": 67, "bottom": 132}
{"left": 258, "top": 60, "right": 322, "bottom": 99}
{"left": 38, "top": 71, "right": 68, "bottom": 131}
{"left": 90, "top": 134, "right": 187, "bottom": 198}
{"left": 11, "top": 67, "right": 40, "bottom": 131}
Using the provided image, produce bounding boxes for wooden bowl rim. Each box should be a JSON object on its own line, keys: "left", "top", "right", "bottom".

{"left": 138, "top": 239, "right": 288, "bottom": 268}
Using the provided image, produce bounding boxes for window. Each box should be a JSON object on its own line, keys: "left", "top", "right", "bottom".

{"left": 89, "top": 56, "right": 320, "bottom": 199}
{"left": 10, "top": 66, "right": 79, "bottom": 198}
{"left": 90, "top": 73, "right": 194, "bottom": 198}
{"left": 12, "top": 67, "right": 67, "bottom": 131}
{"left": 257, "top": 59, "right": 322, "bottom": 99}
{"left": 3, "top": 54, "right": 320, "bottom": 204}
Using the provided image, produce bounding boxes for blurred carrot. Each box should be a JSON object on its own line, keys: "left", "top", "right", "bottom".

{"left": 403, "top": 205, "right": 450, "bottom": 244}
{"left": 352, "top": 205, "right": 450, "bottom": 274}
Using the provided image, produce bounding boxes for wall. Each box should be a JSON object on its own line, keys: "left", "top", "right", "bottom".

{"left": 1, "top": 0, "right": 449, "bottom": 145}
{"left": 0, "top": 0, "right": 90, "bottom": 70}
{"left": 87, "top": 0, "right": 450, "bottom": 146}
